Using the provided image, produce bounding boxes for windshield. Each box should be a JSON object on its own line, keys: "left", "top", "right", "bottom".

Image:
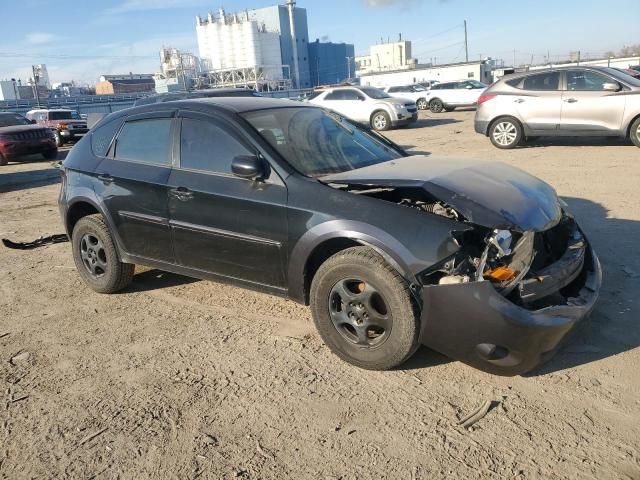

{"left": 467, "top": 80, "right": 487, "bottom": 89}
{"left": 359, "top": 87, "right": 391, "bottom": 99}
{"left": 604, "top": 67, "right": 640, "bottom": 87}
{"left": 242, "top": 107, "right": 403, "bottom": 177}
{"left": 0, "top": 113, "right": 30, "bottom": 127}
{"left": 50, "top": 111, "right": 81, "bottom": 120}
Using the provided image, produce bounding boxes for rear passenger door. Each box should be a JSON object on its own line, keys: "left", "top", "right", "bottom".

{"left": 167, "top": 111, "right": 288, "bottom": 288}
{"left": 560, "top": 69, "right": 626, "bottom": 133}
{"left": 96, "top": 111, "right": 176, "bottom": 263}
{"left": 511, "top": 71, "right": 562, "bottom": 132}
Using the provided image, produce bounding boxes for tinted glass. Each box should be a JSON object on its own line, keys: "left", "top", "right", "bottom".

{"left": 505, "top": 78, "right": 522, "bottom": 87}
{"left": 242, "top": 107, "right": 402, "bottom": 177}
{"left": 604, "top": 67, "right": 640, "bottom": 87}
{"left": 50, "top": 111, "right": 81, "bottom": 120}
{"left": 91, "top": 117, "right": 122, "bottom": 156}
{"left": 566, "top": 70, "right": 614, "bottom": 91}
{"left": 0, "top": 113, "right": 30, "bottom": 127}
{"left": 522, "top": 72, "right": 560, "bottom": 91}
{"left": 115, "top": 118, "right": 172, "bottom": 165}
{"left": 324, "top": 90, "right": 346, "bottom": 100}
{"left": 180, "top": 118, "right": 252, "bottom": 173}
{"left": 359, "top": 87, "right": 391, "bottom": 99}
{"left": 342, "top": 89, "right": 363, "bottom": 100}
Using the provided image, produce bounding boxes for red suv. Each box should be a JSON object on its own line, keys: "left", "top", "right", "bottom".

{"left": 0, "top": 112, "right": 57, "bottom": 166}
{"left": 25, "top": 108, "right": 88, "bottom": 147}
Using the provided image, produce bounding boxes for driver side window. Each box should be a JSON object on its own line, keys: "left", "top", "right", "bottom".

{"left": 566, "top": 70, "right": 613, "bottom": 91}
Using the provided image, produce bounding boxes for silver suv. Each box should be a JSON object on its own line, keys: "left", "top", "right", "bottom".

{"left": 475, "top": 66, "right": 640, "bottom": 149}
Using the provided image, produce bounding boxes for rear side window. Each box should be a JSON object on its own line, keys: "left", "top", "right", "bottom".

{"left": 180, "top": 118, "right": 253, "bottom": 174}
{"left": 114, "top": 118, "right": 172, "bottom": 165}
{"left": 566, "top": 70, "right": 612, "bottom": 91}
{"left": 522, "top": 72, "right": 560, "bottom": 91}
{"left": 91, "top": 118, "right": 122, "bottom": 157}
{"left": 505, "top": 78, "right": 522, "bottom": 87}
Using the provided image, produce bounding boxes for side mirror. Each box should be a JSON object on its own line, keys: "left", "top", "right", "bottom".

{"left": 602, "top": 82, "right": 621, "bottom": 92}
{"left": 29, "top": 119, "right": 37, "bottom": 124}
{"left": 465, "top": 85, "right": 473, "bottom": 89}
{"left": 231, "top": 155, "right": 265, "bottom": 181}
{"left": 358, "top": 96, "right": 366, "bottom": 101}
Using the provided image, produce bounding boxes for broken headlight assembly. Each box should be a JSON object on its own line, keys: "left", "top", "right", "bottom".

{"left": 422, "top": 228, "right": 536, "bottom": 295}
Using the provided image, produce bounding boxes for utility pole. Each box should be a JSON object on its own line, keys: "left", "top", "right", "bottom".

{"left": 346, "top": 56, "right": 352, "bottom": 82}
{"left": 513, "top": 49, "right": 516, "bottom": 67}
{"left": 464, "top": 20, "right": 469, "bottom": 63}
{"left": 31, "top": 65, "right": 41, "bottom": 107}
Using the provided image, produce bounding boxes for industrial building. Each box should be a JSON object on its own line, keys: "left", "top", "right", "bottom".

{"left": 95, "top": 74, "right": 155, "bottom": 95}
{"left": 0, "top": 80, "right": 19, "bottom": 101}
{"left": 308, "top": 40, "right": 355, "bottom": 86}
{"left": 357, "top": 60, "right": 494, "bottom": 88}
{"left": 196, "top": 2, "right": 309, "bottom": 89}
{"left": 355, "top": 38, "right": 417, "bottom": 75}
{"left": 155, "top": 47, "right": 202, "bottom": 93}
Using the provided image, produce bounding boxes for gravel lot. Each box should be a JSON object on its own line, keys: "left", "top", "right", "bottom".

{"left": 1, "top": 109, "right": 639, "bottom": 479}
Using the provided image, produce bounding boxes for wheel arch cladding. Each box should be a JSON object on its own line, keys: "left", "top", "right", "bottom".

{"left": 288, "top": 220, "right": 422, "bottom": 305}
{"left": 626, "top": 113, "right": 640, "bottom": 137}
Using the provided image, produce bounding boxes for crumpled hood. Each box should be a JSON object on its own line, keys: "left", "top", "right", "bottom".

{"left": 322, "top": 155, "right": 562, "bottom": 232}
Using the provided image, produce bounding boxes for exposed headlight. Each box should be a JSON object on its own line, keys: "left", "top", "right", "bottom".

{"left": 481, "top": 230, "right": 535, "bottom": 294}
{"left": 392, "top": 104, "right": 405, "bottom": 111}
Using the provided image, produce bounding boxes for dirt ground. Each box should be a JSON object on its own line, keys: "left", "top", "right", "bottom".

{"left": 1, "top": 110, "right": 639, "bottom": 479}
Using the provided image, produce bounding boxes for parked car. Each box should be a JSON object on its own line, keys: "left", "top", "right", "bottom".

{"left": 25, "top": 108, "right": 88, "bottom": 147}
{"left": 58, "top": 97, "right": 601, "bottom": 375}
{"left": 474, "top": 66, "right": 640, "bottom": 149}
{"left": 382, "top": 84, "right": 431, "bottom": 110}
{"left": 425, "top": 80, "right": 487, "bottom": 113}
{"left": 134, "top": 87, "right": 262, "bottom": 106}
{"left": 309, "top": 86, "right": 417, "bottom": 130}
{"left": 0, "top": 112, "right": 57, "bottom": 166}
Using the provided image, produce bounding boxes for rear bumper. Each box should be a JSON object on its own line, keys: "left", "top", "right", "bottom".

{"left": 419, "top": 245, "right": 601, "bottom": 376}
{"left": 474, "top": 119, "right": 489, "bottom": 135}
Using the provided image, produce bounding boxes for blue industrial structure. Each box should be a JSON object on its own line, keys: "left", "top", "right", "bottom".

{"left": 309, "top": 40, "right": 356, "bottom": 87}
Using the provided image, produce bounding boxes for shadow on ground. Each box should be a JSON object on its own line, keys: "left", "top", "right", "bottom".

{"left": 410, "top": 117, "right": 463, "bottom": 128}
{"left": 0, "top": 150, "right": 68, "bottom": 194}
{"left": 125, "top": 269, "right": 199, "bottom": 293}
{"left": 521, "top": 136, "right": 633, "bottom": 148}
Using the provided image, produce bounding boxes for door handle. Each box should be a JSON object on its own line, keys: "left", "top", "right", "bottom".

{"left": 169, "top": 187, "right": 193, "bottom": 201}
{"left": 514, "top": 98, "right": 525, "bottom": 103}
{"left": 97, "top": 174, "right": 113, "bottom": 185}
{"left": 564, "top": 98, "right": 578, "bottom": 103}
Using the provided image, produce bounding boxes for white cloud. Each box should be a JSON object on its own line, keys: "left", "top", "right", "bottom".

{"left": 25, "top": 32, "right": 57, "bottom": 44}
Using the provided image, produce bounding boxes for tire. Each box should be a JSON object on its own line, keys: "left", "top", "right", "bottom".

{"left": 42, "top": 148, "right": 58, "bottom": 160}
{"left": 54, "top": 131, "right": 64, "bottom": 147}
{"left": 71, "top": 214, "right": 134, "bottom": 294}
{"left": 416, "top": 98, "right": 428, "bottom": 110}
{"left": 429, "top": 98, "right": 444, "bottom": 113}
{"left": 630, "top": 117, "right": 640, "bottom": 148}
{"left": 444, "top": 106, "right": 456, "bottom": 112}
{"left": 489, "top": 117, "right": 523, "bottom": 149}
{"left": 0, "top": 153, "right": 7, "bottom": 166}
{"left": 371, "top": 111, "right": 391, "bottom": 131}
{"left": 310, "top": 246, "right": 420, "bottom": 370}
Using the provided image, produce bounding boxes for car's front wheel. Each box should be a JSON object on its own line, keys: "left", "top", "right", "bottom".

{"left": 489, "top": 117, "right": 523, "bottom": 149}
{"left": 371, "top": 111, "right": 391, "bottom": 131}
{"left": 0, "top": 153, "right": 7, "bottom": 166}
{"left": 72, "top": 214, "right": 134, "bottom": 293}
{"left": 630, "top": 117, "right": 640, "bottom": 148}
{"left": 310, "top": 247, "right": 420, "bottom": 370}
{"left": 416, "top": 98, "right": 428, "bottom": 110}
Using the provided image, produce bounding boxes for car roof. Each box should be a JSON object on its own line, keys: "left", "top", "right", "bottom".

{"left": 27, "top": 108, "right": 75, "bottom": 113}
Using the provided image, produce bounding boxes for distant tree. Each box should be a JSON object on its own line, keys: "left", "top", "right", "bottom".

{"left": 619, "top": 44, "right": 640, "bottom": 57}
{"left": 604, "top": 50, "right": 616, "bottom": 58}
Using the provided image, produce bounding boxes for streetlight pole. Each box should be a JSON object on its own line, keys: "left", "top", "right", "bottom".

{"left": 31, "top": 65, "right": 42, "bottom": 107}
{"left": 346, "top": 56, "right": 352, "bottom": 82}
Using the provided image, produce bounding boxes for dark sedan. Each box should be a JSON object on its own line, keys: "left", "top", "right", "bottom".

{"left": 0, "top": 112, "right": 57, "bottom": 166}
{"left": 58, "top": 98, "right": 601, "bottom": 376}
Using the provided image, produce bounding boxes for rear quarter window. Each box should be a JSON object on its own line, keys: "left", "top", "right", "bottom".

{"left": 90, "top": 117, "right": 122, "bottom": 157}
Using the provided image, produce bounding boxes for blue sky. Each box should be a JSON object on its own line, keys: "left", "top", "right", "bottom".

{"left": 1, "top": 0, "right": 638, "bottom": 85}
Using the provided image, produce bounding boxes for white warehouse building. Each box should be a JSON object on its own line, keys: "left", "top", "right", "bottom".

{"left": 196, "top": 9, "right": 284, "bottom": 82}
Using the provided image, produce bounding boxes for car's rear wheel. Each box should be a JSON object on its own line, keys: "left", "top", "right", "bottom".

{"left": 310, "top": 247, "right": 420, "bottom": 370}
{"left": 371, "top": 111, "right": 391, "bottom": 131}
{"left": 42, "top": 149, "right": 58, "bottom": 160}
{"left": 416, "top": 98, "right": 428, "bottom": 110}
{"left": 489, "top": 117, "right": 523, "bottom": 149}
{"left": 0, "top": 153, "right": 7, "bottom": 166}
{"left": 630, "top": 117, "right": 640, "bottom": 148}
{"left": 429, "top": 99, "right": 444, "bottom": 113}
{"left": 71, "top": 214, "right": 134, "bottom": 293}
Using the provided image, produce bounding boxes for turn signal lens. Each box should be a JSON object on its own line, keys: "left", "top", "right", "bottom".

{"left": 484, "top": 266, "right": 517, "bottom": 282}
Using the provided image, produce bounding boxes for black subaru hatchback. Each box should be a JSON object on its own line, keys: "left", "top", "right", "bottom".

{"left": 58, "top": 97, "right": 601, "bottom": 375}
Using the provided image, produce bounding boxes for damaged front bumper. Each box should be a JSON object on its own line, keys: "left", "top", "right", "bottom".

{"left": 419, "top": 243, "right": 602, "bottom": 376}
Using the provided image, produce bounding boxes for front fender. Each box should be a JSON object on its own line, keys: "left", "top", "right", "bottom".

{"left": 287, "top": 220, "right": 439, "bottom": 303}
